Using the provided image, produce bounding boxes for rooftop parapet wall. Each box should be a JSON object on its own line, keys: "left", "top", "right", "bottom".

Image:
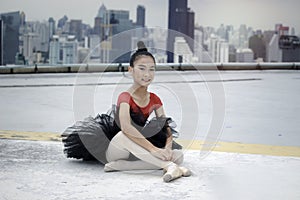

{"left": 0, "top": 62, "right": 299, "bottom": 74}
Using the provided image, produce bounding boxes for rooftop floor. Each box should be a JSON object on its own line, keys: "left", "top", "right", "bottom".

{"left": 0, "top": 139, "right": 299, "bottom": 200}
{"left": 0, "top": 70, "right": 299, "bottom": 199}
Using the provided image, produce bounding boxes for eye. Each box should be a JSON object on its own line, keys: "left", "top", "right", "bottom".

{"left": 149, "top": 68, "right": 155, "bottom": 71}
{"left": 139, "top": 67, "right": 145, "bottom": 71}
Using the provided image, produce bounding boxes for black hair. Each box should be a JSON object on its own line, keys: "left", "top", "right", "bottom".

{"left": 129, "top": 41, "right": 156, "bottom": 67}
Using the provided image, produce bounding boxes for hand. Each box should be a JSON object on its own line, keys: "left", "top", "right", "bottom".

{"left": 150, "top": 147, "right": 173, "bottom": 161}
{"left": 165, "top": 142, "right": 172, "bottom": 150}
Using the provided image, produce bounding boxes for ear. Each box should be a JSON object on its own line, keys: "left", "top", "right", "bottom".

{"left": 128, "top": 66, "right": 133, "bottom": 74}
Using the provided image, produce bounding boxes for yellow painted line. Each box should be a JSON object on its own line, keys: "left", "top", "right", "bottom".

{"left": 0, "top": 130, "right": 300, "bottom": 157}
{"left": 0, "top": 130, "right": 61, "bottom": 142}
{"left": 178, "top": 139, "right": 300, "bottom": 157}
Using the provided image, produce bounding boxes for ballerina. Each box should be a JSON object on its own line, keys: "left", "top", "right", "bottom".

{"left": 62, "top": 41, "right": 191, "bottom": 182}
{"left": 103, "top": 41, "right": 191, "bottom": 182}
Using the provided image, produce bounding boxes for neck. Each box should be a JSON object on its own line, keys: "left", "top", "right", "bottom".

{"left": 130, "top": 84, "right": 148, "bottom": 96}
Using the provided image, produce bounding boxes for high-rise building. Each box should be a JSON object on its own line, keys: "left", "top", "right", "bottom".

{"left": 268, "top": 33, "right": 282, "bottom": 62}
{"left": 194, "top": 29, "right": 203, "bottom": 62}
{"left": 236, "top": 48, "right": 254, "bottom": 62}
{"left": 275, "top": 24, "right": 289, "bottom": 36}
{"left": 20, "top": 11, "right": 26, "bottom": 26}
{"left": 107, "top": 10, "right": 134, "bottom": 34}
{"left": 217, "top": 24, "right": 226, "bottom": 40}
{"left": 0, "top": 19, "right": 3, "bottom": 65}
{"left": 49, "top": 35, "right": 80, "bottom": 64}
{"left": 89, "top": 34, "right": 101, "bottom": 61}
{"left": 21, "top": 21, "right": 49, "bottom": 64}
{"left": 186, "top": 8, "right": 195, "bottom": 46}
{"left": 0, "top": 11, "right": 21, "bottom": 65}
{"left": 58, "top": 15, "right": 68, "bottom": 29}
{"left": 208, "top": 35, "right": 229, "bottom": 63}
{"left": 219, "top": 40, "right": 229, "bottom": 63}
{"left": 23, "top": 33, "right": 38, "bottom": 64}
{"left": 266, "top": 23, "right": 300, "bottom": 62}
{"left": 49, "top": 35, "right": 60, "bottom": 64}
{"left": 96, "top": 6, "right": 135, "bottom": 41}
{"left": 239, "top": 24, "right": 248, "bottom": 48}
{"left": 282, "top": 47, "right": 300, "bottom": 62}
{"left": 279, "top": 26, "right": 289, "bottom": 36}
{"left": 48, "top": 17, "right": 56, "bottom": 41}
{"left": 167, "top": 0, "right": 195, "bottom": 62}
{"left": 174, "top": 37, "right": 193, "bottom": 63}
{"left": 37, "top": 22, "right": 50, "bottom": 53}
{"left": 136, "top": 5, "right": 145, "bottom": 28}
{"left": 249, "top": 34, "right": 266, "bottom": 61}
{"left": 279, "top": 35, "right": 300, "bottom": 62}
{"left": 225, "top": 25, "right": 234, "bottom": 41}
{"left": 263, "top": 30, "right": 275, "bottom": 62}
{"left": 228, "top": 45, "right": 237, "bottom": 62}
{"left": 94, "top": 17, "right": 102, "bottom": 35}
{"left": 61, "top": 35, "right": 78, "bottom": 64}
{"left": 77, "top": 47, "right": 89, "bottom": 63}
{"left": 290, "top": 27, "right": 295, "bottom": 35}
{"left": 94, "top": 4, "right": 107, "bottom": 36}
{"left": 69, "top": 20, "right": 82, "bottom": 41}
{"left": 208, "top": 36, "right": 218, "bottom": 62}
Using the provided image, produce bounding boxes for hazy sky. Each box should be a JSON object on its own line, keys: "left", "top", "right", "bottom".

{"left": 1, "top": 0, "right": 299, "bottom": 34}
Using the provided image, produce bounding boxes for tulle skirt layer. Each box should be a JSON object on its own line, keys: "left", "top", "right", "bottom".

{"left": 62, "top": 111, "right": 181, "bottom": 164}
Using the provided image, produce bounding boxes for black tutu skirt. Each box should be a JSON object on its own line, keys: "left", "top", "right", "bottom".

{"left": 61, "top": 106, "right": 182, "bottom": 164}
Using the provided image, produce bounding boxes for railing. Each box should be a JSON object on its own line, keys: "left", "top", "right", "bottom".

{"left": 0, "top": 62, "right": 299, "bottom": 74}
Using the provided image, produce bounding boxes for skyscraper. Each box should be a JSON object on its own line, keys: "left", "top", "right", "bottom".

{"left": 94, "top": 4, "right": 106, "bottom": 37}
{"left": 249, "top": 34, "right": 266, "bottom": 61}
{"left": 0, "top": 19, "right": 3, "bottom": 65}
{"left": 0, "top": 11, "right": 21, "bottom": 65}
{"left": 174, "top": 37, "right": 193, "bottom": 63}
{"left": 62, "top": 35, "right": 78, "bottom": 64}
{"left": 58, "top": 15, "right": 68, "bottom": 29}
{"left": 136, "top": 5, "right": 145, "bottom": 28}
{"left": 69, "top": 20, "right": 82, "bottom": 41}
{"left": 167, "top": 0, "right": 194, "bottom": 62}
{"left": 49, "top": 35, "right": 60, "bottom": 64}
{"left": 48, "top": 17, "right": 56, "bottom": 41}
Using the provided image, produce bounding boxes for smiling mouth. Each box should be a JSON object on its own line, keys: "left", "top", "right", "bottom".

{"left": 142, "top": 79, "right": 151, "bottom": 82}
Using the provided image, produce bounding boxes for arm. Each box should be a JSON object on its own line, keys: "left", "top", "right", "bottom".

{"left": 119, "top": 102, "right": 154, "bottom": 151}
{"left": 155, "top": 106, "right": 173, "bottom": 150}
{"left": 119, "top": 102, "right": 171, "bottom": 160}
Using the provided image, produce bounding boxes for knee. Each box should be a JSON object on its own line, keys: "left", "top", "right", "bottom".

{"left": 111, "top": 131, "right": 131, "bottom": 145}
{"left": 112, "top": 131, "right": 124, "bottom": 140}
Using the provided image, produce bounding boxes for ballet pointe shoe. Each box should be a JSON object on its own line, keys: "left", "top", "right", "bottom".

{"left": 163, "top": 164, "right": 183, "bottom": 182}
{"left": 104, "top": 162, "right": 118, "bottom": 172}
{"left": 163, "top": 166, "right": 192, "bottom": 177}
{"left": 179, "top": 166, "right": 192, "bottom": 177}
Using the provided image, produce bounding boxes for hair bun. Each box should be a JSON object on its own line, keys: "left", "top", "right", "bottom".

{"left": 136, "top": 41, "right": 148, "bottom": 52}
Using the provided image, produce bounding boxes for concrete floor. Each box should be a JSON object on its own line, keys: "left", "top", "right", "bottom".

{"left": 0, "top": 70, "right": 300, "bottom": 199}
{"left": 0, "top": 70, "right": 299, "bottom": 146}
{"left": 0, "top": 139, "right": 299, "bottom": 200}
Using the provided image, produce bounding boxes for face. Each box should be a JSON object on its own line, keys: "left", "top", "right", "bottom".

{"left": 129, "top": 55, "right": 155, "bottom": 87}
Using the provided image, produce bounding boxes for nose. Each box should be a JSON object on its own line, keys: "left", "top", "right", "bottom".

{"left": 143, "top": 69, "right": 150, "bottom": 77}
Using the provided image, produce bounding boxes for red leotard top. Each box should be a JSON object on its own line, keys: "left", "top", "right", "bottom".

{"left": 117, "top": 92, "right": 163, "bottom": 121}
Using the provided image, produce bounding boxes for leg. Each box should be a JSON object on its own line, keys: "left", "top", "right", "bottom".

{"left": 168, "top": 149, "right": 191, "bottom": 177}
{"left": 106, "top": 131, "right": 173, "bottom": 169}
{"left": 104, "top": 160, "right": 161, "bottom": 172}
{"left": 105, "top": 132, "right": 187, "bottom": 181}
{"left": 171, "top": 149, "right": 184, "bottom": 165}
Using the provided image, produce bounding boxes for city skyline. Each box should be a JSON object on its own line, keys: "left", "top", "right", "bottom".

{"left": 0, "top": 0, "right": 299, "bottom": 34}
